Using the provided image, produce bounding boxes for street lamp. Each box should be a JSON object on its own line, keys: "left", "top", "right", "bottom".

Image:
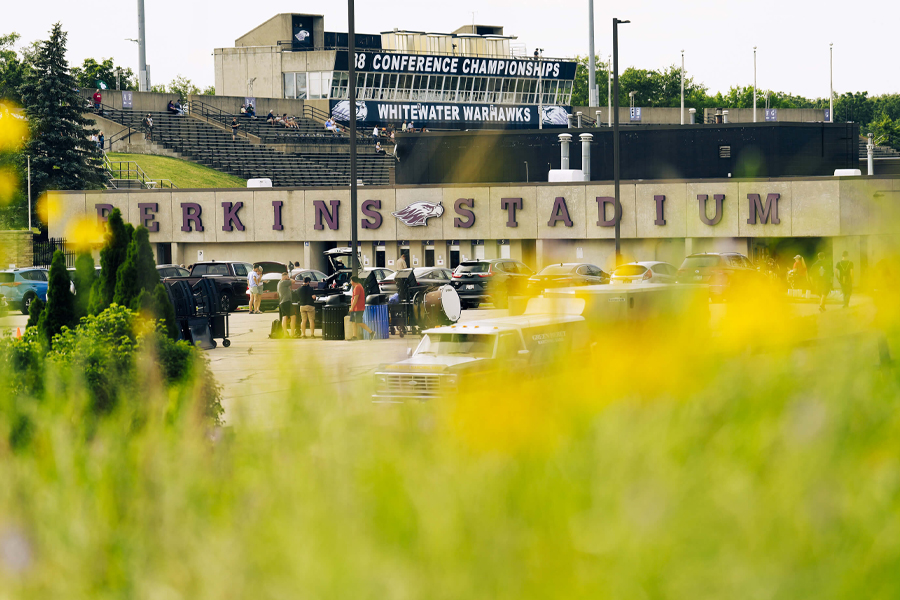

{"left": 536, "top": 48, "right": 544, "bottom": 130}
{"left": 680, "top": 50, "right": 685, "bottom": 125}
{"left": 348, "top": 0, "right": 359, "bottom": 277}
{"left": 753, "top": 46, "right": 757, "bottom": 123}
{"left": 628, "top": 90, "right": 636, "bottom": 111}
{"left": 829, "top": 43, "right": 834, "bottom": 123}
{"left": 612, "top": 17, "right": 630, "bottom": 266}
{"left": 607, "top": 55, "right": 612, "bottom": 127}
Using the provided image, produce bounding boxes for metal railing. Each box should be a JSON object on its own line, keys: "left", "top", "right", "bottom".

{"left": 33, "top": 237, "right": 74, "bottom": 269}
{"left": 103, "top": 155, "right": 176, "bottom": 189}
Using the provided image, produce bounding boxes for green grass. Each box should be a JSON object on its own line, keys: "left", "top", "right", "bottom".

{"left": 106, "top": 153, "right": 246, "bottom": 189}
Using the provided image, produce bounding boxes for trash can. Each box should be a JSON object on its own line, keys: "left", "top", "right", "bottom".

{"left": 363, "top": 304, "right": 389, "bottom": 340}
{"left": 322, "top": 305, "right": 349, "bottom": 340}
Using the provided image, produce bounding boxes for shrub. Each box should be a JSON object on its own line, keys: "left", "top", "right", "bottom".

{"left": 38, "top": 249, "right": 76, "bottom": 346}
{"left": 72, "top": 250, "right": 96, "bottom": 320}
{"left": 90, "top": 208, "right": 132, "bottom": 315}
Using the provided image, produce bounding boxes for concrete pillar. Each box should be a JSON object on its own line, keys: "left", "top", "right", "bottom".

{"left": 558, "top": 133, "right": 572, "bottom": 170}
{"left": 171, "top": 242, "right": 180, "bottom": 266}
{"left": 867, "top": 133, "right": 875, "bottom": 176}
{"left": 576, "top": 111, "right": 583, "bottom": 128}
{"left": 580, "top": 133, "right": 593, "bottom": 181}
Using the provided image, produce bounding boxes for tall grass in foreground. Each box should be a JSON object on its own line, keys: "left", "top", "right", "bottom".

{"left": 2, "top": 277, "right": 900, "bottom": 598}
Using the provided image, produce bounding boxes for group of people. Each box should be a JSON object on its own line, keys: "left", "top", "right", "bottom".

{"left": 266, "top": 111, "right": 300, "bottom": 129}
{"left": 324, "top": 117, "right": 344, "bottom": 135}
{"left": 166, "top": 99, "right": 185, "bottom": 115}
{"left": 273, "top": 272, "right": 373, "bottom": 340}
{"left": 240, "top": 103, "right": 257, "bottom": 119}
{"left": 90, "top": 131, "right": 105, "bottom": 152}
{"left": 790, "top": 251, "right": 854, "bottom": 311}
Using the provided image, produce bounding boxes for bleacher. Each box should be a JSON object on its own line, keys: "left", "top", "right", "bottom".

{"left": 96, "top": 104, "right": 394, "bottom": 187}
{"left": 859, "top": 137, "right": 900, "bottom": 159}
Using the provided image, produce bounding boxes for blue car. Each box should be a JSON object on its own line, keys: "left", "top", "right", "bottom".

{"left": 0, "top": 268, "right": 49, "bottom": 314}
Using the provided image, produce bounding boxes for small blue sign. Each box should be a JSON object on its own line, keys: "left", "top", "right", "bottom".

{"left": 122, "top": 91, "right": 133, "bottom": 109}
{"left": 630, "top": 107, "right": 642, "bottom": 122}
{"left": 765, "top": 108, "right": 777, "bottom": 122}
{"left": 823, "top": 109, "right": 831, "bottom": 122}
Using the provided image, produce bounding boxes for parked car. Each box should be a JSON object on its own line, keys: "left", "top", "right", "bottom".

{"left": 156, "top": 264, "right": 190, "bottom": 278}
{"left": 378, "top": 267, "right": 453, "bottom": 296}
{"left": 610, "top": 261, "right": 678, "bottom": 284}
{"left": 527, "top": 263, "right": 609, "bottom": 293}
{"left": 450, "top": 259, "right": 535, "bottom": 308}
{"left": 290, "top": 268, "right": 328, "bottom": 283}
{"left": 675, "top": 252, "right": 762, "bottom": 300}
{"left": 373, "top": 313, "right": 590, "bottom": 402}
{"left": 0, "top": 268, "right": 49, "bottom": 314}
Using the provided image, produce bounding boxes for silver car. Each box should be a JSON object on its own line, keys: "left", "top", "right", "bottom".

{"left": 610, "top": 261, "right": 678, "bottom": 284}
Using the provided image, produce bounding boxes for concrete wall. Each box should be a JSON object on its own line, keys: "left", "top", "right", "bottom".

{"left": 190, "top": 94, "right": 308, "bottom": 117}
{"left": 0, "top": 230, "right": 33, "bottom": 268}
{"left": 236, "top": 14, "right": 292, "bottom": 47}
{"left": 573, "top": 106, "right": 687, "bottom": 125}
{"left": 214, "top": 47, "right": 338, "bottom": 101}
{"left": 49, "top": 176, "right": 900, "bottom": 275}
{"left": 703, "top": 108, "right": 828, "bottom": 124}
{"left": 82, "top": 90, "right": 172, "bottom": 113}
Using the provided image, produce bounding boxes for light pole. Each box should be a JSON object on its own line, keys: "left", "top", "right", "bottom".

{"left": 607, "top": 55, "right": 612, "bottom": 127}
{"left": 536, "top": 48, "right": 544, "bottom": 130}
{"left": 588, "top": 0, "right": 596, "bottom": 108}
{"left": 137, "top": 0, "right": 147, "bottom": 91}
{"left": 680, "top": 50, "right": 685, "bottom": 125}
{"left": 829, "top": 43, "right": 834, "bottom": 122}
{"left": 753, "top": 46, "right": 757, "bottom": 123}
{"left": 348, "top": 0, "right": 359, "bottom": 277}
{"left": 613, "top": 18, "right": 630, "bottom": 266}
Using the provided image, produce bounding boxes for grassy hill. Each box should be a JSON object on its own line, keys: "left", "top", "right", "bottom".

{"left": 106, "top": 153, "right": 246, "bottom": 189}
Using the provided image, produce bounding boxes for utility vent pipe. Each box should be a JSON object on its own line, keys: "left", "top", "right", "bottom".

{"left": 580, "top": 133, "right": 593, "bottom": 180}
{"left": 723, "top": 110, "right": 729, "bottom": 124}
{"left": 558, "top": 133, "right": 572, "bottom": 170}
{"left": 867, "top": 133, "right": 875, "bottom": 176}
{"left": 688, "top": 108, "right": 696, "bottom": 124}
{"left": 576, "top": 112, "right": 583, "bottom": 128}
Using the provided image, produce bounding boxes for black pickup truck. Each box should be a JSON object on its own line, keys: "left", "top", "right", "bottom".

{"left": 160, "top": 260, "right": 256, "bottom": 313}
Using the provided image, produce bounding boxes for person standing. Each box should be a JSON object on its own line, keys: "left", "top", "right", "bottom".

{"left": 791, "top": 254, "right": 808, "bottom": 298}
{"left": 349, "top": 276, "right": 374, "bottom": 341}
{"left": 231, "top": 117, "right": 240, "bottom": 141}
{"left": 143, "top": 114, "right": 153, "bottom": 140}
{"left": 93, "top": 89, "right": 102, "bottom": 112}
{"left": 812, "top": 251, "right": 832, "bottom": 312}
{"left": 835, "top": 251, "right": 854, "bottom": 309}
{"left": 396, "top": 253, "right": 407, "bottom": 271}
{"left": 372, "top": 125, "right": 379, "bottom": 142}
{"left": 98, "top": 131, "right": 105, "bottom": 152}
{"left": 278, "top": 271, "right": 297, "bottom": 337}
{"left": 248, "top": 265, "right": 262, "bottom": 314}
{"left": 297, "top": 276, "right": 316, "bottom": 338}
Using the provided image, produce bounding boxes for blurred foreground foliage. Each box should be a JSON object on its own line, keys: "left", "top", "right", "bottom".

{"left": 0, "top": 284, "right": 899, "bottom": 598}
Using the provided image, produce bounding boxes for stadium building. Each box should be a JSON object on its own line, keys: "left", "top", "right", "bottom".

{"left": 214, "top": 14, "right": 577, "bottom": 129}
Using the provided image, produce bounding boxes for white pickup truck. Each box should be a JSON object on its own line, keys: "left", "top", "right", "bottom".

{"left": 372, "top": 306, "right": 590, "bottom": 402}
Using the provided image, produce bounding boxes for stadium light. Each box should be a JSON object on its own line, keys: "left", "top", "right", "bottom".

{"left": 613, "top": 18, "right": 629, "bottom": 266}
{"left": 348, "top": 0, "right": 359, "bottom": 277}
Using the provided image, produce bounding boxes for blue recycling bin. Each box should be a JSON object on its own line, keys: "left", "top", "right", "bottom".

{"left": 363, "top": 304, "right": 389, "bottom": 340}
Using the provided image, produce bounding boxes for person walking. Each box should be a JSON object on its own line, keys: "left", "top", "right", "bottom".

{"left": 835, "top": 250, "right": 854, "bottom": 309}
{"left": 812, "top": 251, "right": 832, "bottom": 312}
{"left": 231, "top": 117, "right": 240, "bottom": 141}
{"left": 372, "top": 125, "right": 379, "bottom": 142}
{"left": 396, "top": 253, "right": 407, "bottom": 271}
{"left": 277, "top": 271, "right": 297, "bottom": 336}
{"left": 248, "top": 265, "right": 263, "bottom": 314}
{"left": 791, "top": 254, "right": 808, "bottom": 298}
{"left": 296, "top": 276, "right": 316, "bottom": 338}
{"left": 348, "top": 276, "right": 374, "bottom": 341}
{"left": 93, "top": 88, "right": 102, "bottom": 112}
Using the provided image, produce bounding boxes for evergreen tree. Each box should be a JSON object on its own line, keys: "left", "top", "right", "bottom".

{"left": 135, "top": 283, "right": 178, "bottom": 340}
{"left": 90, "top": 208, "right": 131, "bottom": 314}
{"left": 72, "top": 250, "right": 96, "bottom": 321}
{"left": 26, "top": 296, "right": 44, "bottom": 329}
{"left": 114, "top": 225, "right": 158, "bottom": 308}
{"left": 19, "top": 23, "right": 105, "bottom": 206}
{"left": 38, "top": 250, "right": 76, "bottom": 346}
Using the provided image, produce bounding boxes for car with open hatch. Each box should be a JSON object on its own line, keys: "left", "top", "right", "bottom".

{"left": 450, "top": 259, "right": 534, "bottom": 308}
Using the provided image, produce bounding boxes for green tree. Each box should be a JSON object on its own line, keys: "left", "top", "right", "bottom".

{"left": 26, "top": 296, "right": 44, "bottom": 329}
{"left": 870, "top": 113, "right": 900, "bottom": 151}
{"left": 38, "top": 249, "right": 76, "bottom": 346}
{"left": 90, "top": 208, "right": 132, "bottom": 314}
{"left": 114, "top": 225, "right": 160, "bottom": 308}
{"left": 19, "top": 23, "right": 106, "bottom": 206}
{"left": 0, "top": 32, "right": 30, "bottom": 103}
{"left": 70, "top": 57, "right": 136, "bottom": 91}
{"left": 167, "top": 75, "right": 200, "bottom": 102}
{"left": 571, "top": 55, "right": 609, "bottom": 108}
{"left": 200, "top": 85, "right": 215, "bottom": 96}
{"left": 835, "top": 91, "right": 875, "bottom": 127}
{"left": 72, "top": 250, "right": 96, "bottom": 320}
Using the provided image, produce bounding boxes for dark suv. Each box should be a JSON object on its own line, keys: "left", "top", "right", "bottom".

{"left": 676, "top": 252, "right": 761, "bottom": 300}
{"left": 450, "top": 259, "right": 534, "bottom": 308}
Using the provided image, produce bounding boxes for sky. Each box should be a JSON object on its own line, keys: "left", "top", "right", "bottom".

{"left": 4, "top": 0, "right": 898, "bottom": 98}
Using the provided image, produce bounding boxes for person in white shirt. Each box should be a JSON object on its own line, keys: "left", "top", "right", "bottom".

{"left": 372, "top": 126, "right": 379, "bottom": 141}
{"left": 248, "top": 265, "right": 263, "bottom": 313}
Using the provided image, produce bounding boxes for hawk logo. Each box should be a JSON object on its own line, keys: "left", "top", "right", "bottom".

{"left": 295, "top": 29, "right": 310, "bottom": 42}
{"left": 392, "top": 201, "right": 444, "bottom": 227}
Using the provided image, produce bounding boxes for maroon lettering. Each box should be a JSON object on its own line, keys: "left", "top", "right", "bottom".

{"left": 361, "top": 199, "right": 382, "bottom": 229}
{"left": 501, "top": 197, "right": 522, "bottom": 227}
{"left": 272, "top": 200, "right": 284, "bottom": 231}
{"left": 596, "top": 197, "right": 621, "bottom": 227}
{"left": 547, "top": 197, "right": 573, "bottom": 227}
{"left": 654, "top": 195, "right": 666, "bottom": 226}
{"left": 698, "top": 194, "right": 725, "bottom": 226}
{"left": 180, "top": 203, "right": 203, "bottom": 232}
{"left": 313, "top": 200, "right": 340, "bottom": 230}
{"left": 454, "top": 198, "right": 475, "bottom": 228}
{"left": 95, "top": 203, "right": 114, "bottom": 223}
{"left": 138, "top": 202, "right": 159, "bottom": 232}
{"left": 747, "top": 193, "right": 780, "bottom": 225}
{"left": 221, "top": 201, "right": 245, "bottom": 232}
